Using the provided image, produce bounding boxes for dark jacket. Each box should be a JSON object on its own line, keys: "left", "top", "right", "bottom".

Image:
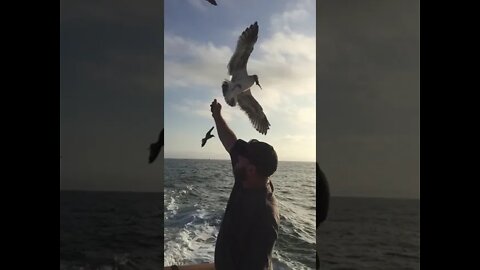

{"left": 215, "top": 140, "right": 280, "bottom": 270}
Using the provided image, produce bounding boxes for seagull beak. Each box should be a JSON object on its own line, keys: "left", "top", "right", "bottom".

{"left": 256, "top": 79, "right": 262, "bottom": 90}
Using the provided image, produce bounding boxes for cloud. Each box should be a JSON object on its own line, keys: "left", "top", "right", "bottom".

{"left": 283, "top": 134, "right": 315, "bottom": 143}
{"left": 187, "top": 0, "right": 209, "bottom": 11}
{"left": 174, "top": 99, "right": 212, "bottom": 119}
{"left": 270, "top": 7, "right": 308, "bottom": 33}
{"left": 164, "top": 1, "right": 316, "bottom": 136}
{"left": 164, "top": 31, "right": 315, "bottom": 105}
{"left": 291, "top": 107, "right": 316, "bottom": 127}
{"left": 164, "top": 0, "right": 316, "bottom": 161}
{"left": 164, "top": 34, "right": 232, "bottom": 89}
{"left": 172, "top": 97, "right": 247, "bottom": 123}
{"left": 268, "top": 134, "right": 316, "bottom": 162}
{"left": 269, "top": 0, "right": 315, "bottom": 34}
{"left": 259, "top": 32, "right": 315, "bottom": 62}
{"left": 171, "top": 90, "right": 315, "bottom": 139}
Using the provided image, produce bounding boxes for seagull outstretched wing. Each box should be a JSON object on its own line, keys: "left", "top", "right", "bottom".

{"left": 201, "top": 126, "right": 215, "bottom": 147}
{"left": 237, "top": 90, "right": 270, "bottom": 135}
{"left": 227, "top": 22, "right": 258, "bottom": 81}
{"left": 206, "top": 126, "right": 214, "bottom": 137}
{"left": 206, "top": 0, "right": 217, "bottom": 6}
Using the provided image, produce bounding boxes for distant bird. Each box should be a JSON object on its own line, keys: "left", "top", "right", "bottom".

{"left": 222, "top": 21, "right": 270, "bottom": 135}
{"left": 149, "top": 129, "right": 164, "bottom": 164}
{"left": 205, "top": 0, "right": 217, "bottom": 5}
{"left": 201, "top": 126, "right": 215, "bottom": 147}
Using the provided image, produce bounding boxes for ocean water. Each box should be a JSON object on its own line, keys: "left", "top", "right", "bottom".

{"left": 318, "top": 197, "right": 420, "bottom": 270}
{"left": 164, "top": 159, "right": 317, "bottom": 269}
{"left": 60, "top": 191, "right": 164, "bottom": 270}
{"left": 60, "top": 163, "right": 419, "bottom": 270}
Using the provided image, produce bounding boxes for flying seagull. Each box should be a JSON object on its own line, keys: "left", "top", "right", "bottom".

{"left": 222, "top": 21, "right": 270, "bottom": 135}
{"left": 205, "top": 0, "right": 217, "bottom": 5}
{"left": 149, "top": 129, "right": 164, "bottom": 164}
{"left": 201, "top": 126, "right": 215, "bottom": 147}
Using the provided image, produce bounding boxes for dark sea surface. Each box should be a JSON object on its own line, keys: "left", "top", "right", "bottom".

{"left": 60, "top": 191, "right": 163, "bottom": 270}
{"left": 318, "top": 197, "right": 420, "bottom": 270}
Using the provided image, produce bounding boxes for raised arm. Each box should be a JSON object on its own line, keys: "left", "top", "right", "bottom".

{"left": 210, "top": 99, "right": 237, "bottom": 153}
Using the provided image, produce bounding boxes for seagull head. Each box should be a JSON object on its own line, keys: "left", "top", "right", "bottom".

{"left": 253, "top": 75, "right": 262, "bottom": 90}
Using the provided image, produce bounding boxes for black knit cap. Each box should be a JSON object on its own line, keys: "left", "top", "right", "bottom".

{"left": 237, "top": 139, "right": 278, "bottom": 177}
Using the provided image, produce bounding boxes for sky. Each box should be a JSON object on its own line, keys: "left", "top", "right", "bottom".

{"left": 164, "top": 0, "right": 317, "bottom": 162}
{"left": 60, "top": 0, "right": 419, "bottom": 198}
{"left": 316, "top": 0, "right": 420, "bottom": 199}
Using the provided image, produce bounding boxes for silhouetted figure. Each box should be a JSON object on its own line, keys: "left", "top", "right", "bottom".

{"left": 206, "top": 0, "right": 217, "bottom": 5}
{"left": 316, "top": 162, "right": 330, "bottom": 269}
{"left": 149, "top": 129, "right": 164, "bottom": 164}
{"left": 210, "top": 99, "right": 279, "bottom": 270}
{"left": 201, "top": 126, "right": 215, "bottom": 147}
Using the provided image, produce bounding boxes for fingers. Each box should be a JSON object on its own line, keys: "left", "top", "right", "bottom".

{"left": 210, "top": 99, "right": 217, "bottom": 107}
{"left": 210, "top": 99, "right": 217, "bottom": 115}
{"left": 211, "top": 99, "right": 221, "bottom": 108}
{"left": 210, "top": 99, "right": 222, "bottom": 117}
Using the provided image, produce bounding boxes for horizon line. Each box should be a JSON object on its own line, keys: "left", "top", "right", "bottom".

{"left": 163, "top": 157, "right": 316, "bottom": 163}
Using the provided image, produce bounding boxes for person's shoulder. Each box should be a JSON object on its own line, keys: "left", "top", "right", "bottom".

{"left": 229, "top": 139, "right": 246, "bottom": 167}
{"left": 265, "top": 195, "right": 280, "bottom": 227}
{"left": 266, "top": 183, "right": 277, "bottom": 208}
{"left": 230, "top": 139, "right": 246, "bottom": 152}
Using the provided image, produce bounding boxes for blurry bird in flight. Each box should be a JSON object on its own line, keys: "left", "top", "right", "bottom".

{"left": 206, "top": 0, "right": 217, "bottom": 6}
{"left": 201, "top": 126, "right": 215, "bottom": 147}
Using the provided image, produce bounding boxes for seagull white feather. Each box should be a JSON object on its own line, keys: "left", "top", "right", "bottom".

{"left": 222, "top": 21, "right": 270, "bottom": 135}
